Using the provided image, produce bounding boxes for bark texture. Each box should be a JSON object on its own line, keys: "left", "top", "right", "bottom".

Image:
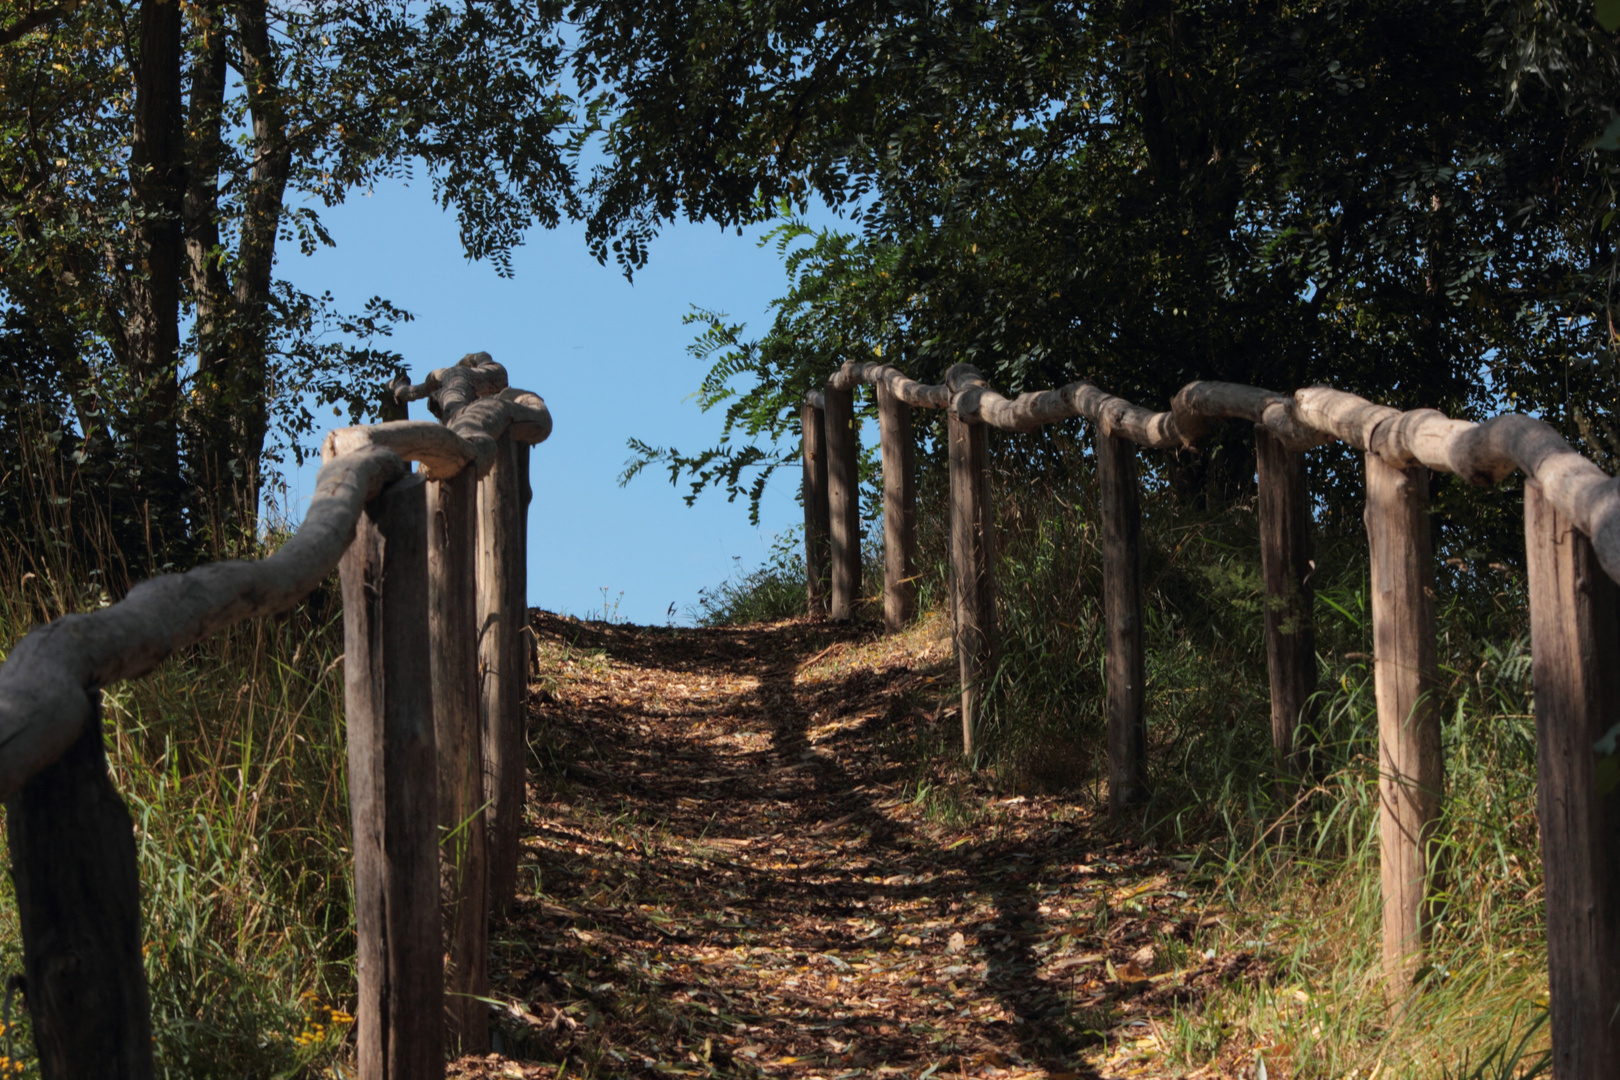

{"left": 341, "top": 473, "right": 444, "bottom": 1080}
{"left": 1365, "top": 452, "right": 1442, "bottom": 991}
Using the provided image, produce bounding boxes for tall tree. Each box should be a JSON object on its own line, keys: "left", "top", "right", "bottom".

{"left": 0, "top": 0, "right": 575, "bottom": 562}
{"left": 586, "top": 0, "right": 1615, "bottom": 521}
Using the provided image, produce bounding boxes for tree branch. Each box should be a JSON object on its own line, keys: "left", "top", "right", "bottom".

{"left": 0, "top": 3, "right": 78, "bottom": 48}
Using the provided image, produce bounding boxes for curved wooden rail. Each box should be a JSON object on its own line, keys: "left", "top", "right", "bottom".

{"left": 803, "top": 358, "right": 1620, "bottom": 1078}
{"left": 0, "top": 352, "right": 550, "bottom": 1079}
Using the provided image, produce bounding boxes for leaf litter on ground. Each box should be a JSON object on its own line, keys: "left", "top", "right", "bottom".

{"left": 447, "top": 611, "right": 1270, "bottom": 1080}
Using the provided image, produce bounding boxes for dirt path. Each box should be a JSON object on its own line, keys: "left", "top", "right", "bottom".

{"left": 450, "top": 613, "right": 1256, "bottom": 1080}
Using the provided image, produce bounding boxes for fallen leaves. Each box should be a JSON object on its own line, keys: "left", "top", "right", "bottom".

{"left": 447, "top": 611, "right": 1252, "bottom": 1080}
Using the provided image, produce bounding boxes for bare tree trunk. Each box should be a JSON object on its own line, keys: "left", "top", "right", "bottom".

{"left": 126, "top": 0, "right": 186, "bottom": 555}
{"left": 183, "top": 4, "right": 236, "bottom": 534}
{"left": 231, "top": 0, "right": 293, "bottom": 513}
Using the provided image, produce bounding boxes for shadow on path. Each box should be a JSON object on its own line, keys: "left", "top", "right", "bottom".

{"left": 449, "top": 612, "right": 1242, "bottom": 1080}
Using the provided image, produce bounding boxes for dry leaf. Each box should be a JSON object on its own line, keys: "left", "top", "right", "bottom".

{"left": 947, "top": 931, "right": 967, "bottom": 953}
{"left": 1116, "top": 959, "right": 1150, "bottom": 984}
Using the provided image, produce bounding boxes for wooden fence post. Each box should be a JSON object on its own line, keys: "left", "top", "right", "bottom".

{"left": 1364, "top": 451, "right": 1441, "bottom": 992}
{"left": 511, "top": 440, "right": 534, "bottom": 878}
{"left": 1524, "top": 480, "right": 1620, "bottom": 1077}
{"left": 515, "top": 439, "right": 533, "bottom": 692}
{"left": 1255, "top": 426, "right": 1318, "bottom": 770}
{"left": 382, "top": 373, "right": 411, "bottom": 422}
{"left": 480, "top": 429, "right": 524, "bottom": 918}
{"left": 878, "top": 381, "right": 917, "bottom": 631}
{"left": 948, "top": 408, "right": 995, "bottom": 759}
{"left": 803, "top": 399, "right": 831, "bottom": 615}
{"left": 8, "top": 695, "right": 154, "bottom": 1080}
{"left": 427, "top": 467, "right": 488, "bottom": 1053}
{"left": 340, "top": 472, "right": 443, "bottom": 1080}
{"left": 824, "top": 384, "right": 861, "bottom": 620}
{"left": 1098, "top": 430, "right": 1146, "bottom": 810}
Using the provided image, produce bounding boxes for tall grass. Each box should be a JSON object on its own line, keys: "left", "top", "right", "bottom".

{"left": 0, "top": 425, "right": 359, "bottom": 1078}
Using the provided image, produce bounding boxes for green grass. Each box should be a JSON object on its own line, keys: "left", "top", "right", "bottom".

{"left": 0, "top": 561, "right": 358, "bottom": 1077}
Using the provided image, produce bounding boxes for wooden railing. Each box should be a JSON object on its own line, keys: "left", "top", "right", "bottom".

{"left": 802, "top": 360, "right": 1620, "bottom": 1078}
{"left": 0, "top": 353, "right": 548, "bottom": 1079}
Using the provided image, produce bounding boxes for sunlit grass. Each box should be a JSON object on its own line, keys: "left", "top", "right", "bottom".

{"left": 0, "top": 549, "right": 358, "bottom": 1078}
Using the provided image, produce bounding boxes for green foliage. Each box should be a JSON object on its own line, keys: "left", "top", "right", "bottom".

{"left": 622, "top": 216, "right": 903, "bottom": 519}
{"left": 592, "top": 0, "right": 1620, "bottom": 553}
{"left": 692, "top": 529, "right": 812, "bottom": 625}
{"left": 0, "top": 0, "right": 577, "bottom": 564}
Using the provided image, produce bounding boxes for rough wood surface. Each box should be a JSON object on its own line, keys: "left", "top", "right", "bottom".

{"left": 500, "top": 386, "right": 554, "bottom": 445}
{"left": 396, "top": 352, "right": 508, "bottom": 418}
{"left": 427, "top": 469, "right": 488, "bottom": 1053}
{"left": 1524, "top": 480, "right": 1620, "bottom": 1078}
{"left": 1172, "top": 381, "right": 1327, "bottom": 450}
{"left": 480, "top": 430, "right": 524, "bottom": 918}
{"left": 0, "top": 442, "right": 405, "bottom": 802}
{"left": 1256, "top": 426, "right": 1318, "bottom": 769}
{"left": 1365, "top": 451, "right": 1442, "bottom": 991}
{"left": 802, "top": 401, "right": 831, "bottom": 615}
{"left": 878, "top": 381, "right": 917, "bottom": 631}
{"left": 830, "top": 360, "right": 951, "bottom": 409}
{"left": 340, "top": 473, "right": 444, "bottom": 1080}
{"left": 1099, "top": 431, "right": 1146, "bottom": 810}
{"left": 0, "top": 357, "right": 551, "bottom": 1070}
{"left": 809, "top": 368, "right": 1620, "bottom": 595}
{"left": 824, "top": 384, "right": 861, "bottom": 621}
{"left": 829, "top": 362, "right": 1322, "bottom": 450}
{"left": 382, "top": 374, "right": 411, "bottom": 422}
{"left": 8, "top": 698, "right": 153, "bottom": 1080}
{"left": 513, "top": 438, "right": 534, "bottom": 790}
{"left": 948, "top": 392, "right": 996, "bottom": 759}
{"left": 1291, "top": 391, "right": 1620, "bottom": 591}
{"left": 326, "top": 421, "right": 477, "bottom": 481}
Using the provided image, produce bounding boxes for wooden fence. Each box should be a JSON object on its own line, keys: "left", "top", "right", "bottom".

{"left": 802, "top": 360, "right": 1620, "bottom": 1079}
{"left": 0, "top": 354, "right": 546, "bottom": 1079}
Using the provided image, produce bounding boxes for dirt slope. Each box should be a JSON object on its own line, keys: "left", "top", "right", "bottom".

{"left": 450, "top": 612, "right": 1258, "bottom": 1080}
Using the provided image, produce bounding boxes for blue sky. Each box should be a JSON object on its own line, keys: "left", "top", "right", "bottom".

{"left": 284, "top": 179, "right": 839, "bottom": 624}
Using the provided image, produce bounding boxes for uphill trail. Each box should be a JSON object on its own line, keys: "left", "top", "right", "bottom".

{"left": 450, "top": 612, "right": 1265, "bottom": 1080}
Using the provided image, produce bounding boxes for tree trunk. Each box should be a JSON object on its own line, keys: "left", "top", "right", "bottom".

{"left": 183, "top": 4, "right": 237, "bottom": 527}
{"left": 230, "top": 0, "right": 294, "bottom": 512}
{"left": 126, "top": 0, "right": 187, "bottom": 554}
